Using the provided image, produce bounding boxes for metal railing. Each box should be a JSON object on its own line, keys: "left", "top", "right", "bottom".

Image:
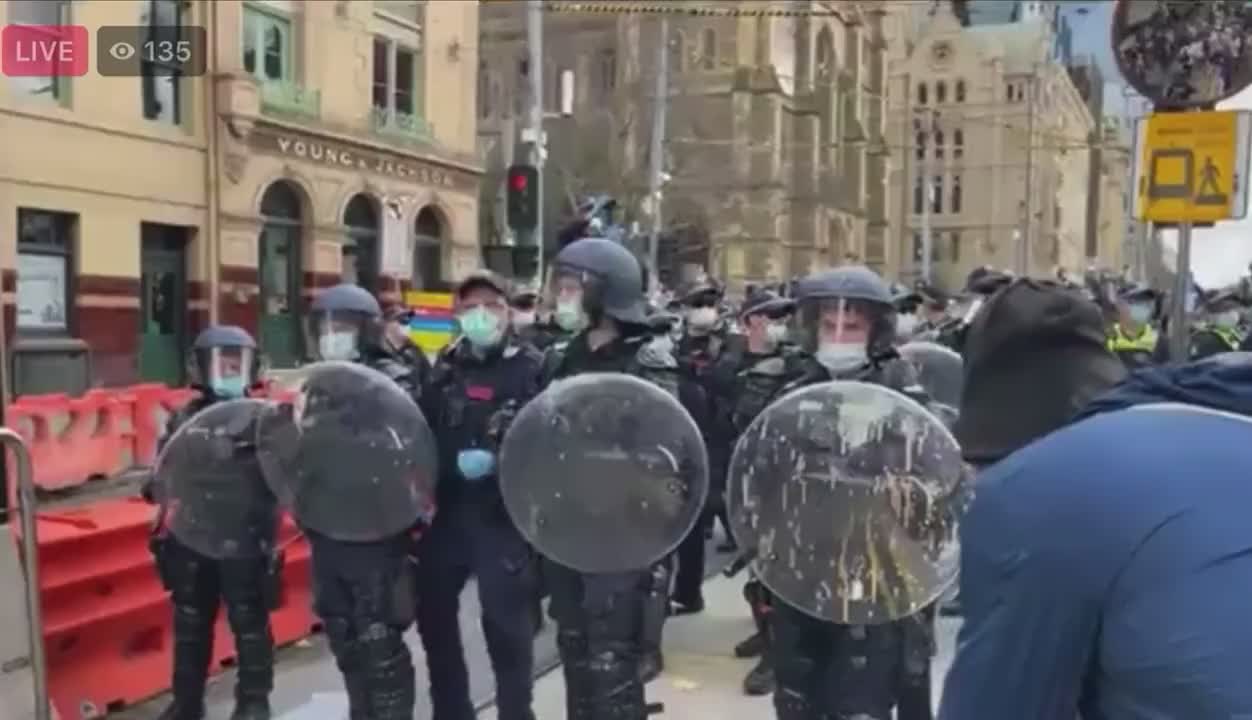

{"left": 3, "top": 428, "right": 49, "bottom": 720}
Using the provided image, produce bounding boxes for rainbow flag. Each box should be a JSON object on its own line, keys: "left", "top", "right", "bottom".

{"left": 405, "top": 291, "right": 456, "bottom": 356}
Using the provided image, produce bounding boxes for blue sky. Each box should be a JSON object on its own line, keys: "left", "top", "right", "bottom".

{"left": 1062, "top": 0, "right": 1252, "bottom": 286}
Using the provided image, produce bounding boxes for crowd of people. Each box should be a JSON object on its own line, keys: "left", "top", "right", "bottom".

{"left": 141, "top": 223, "right": 1252, "bottom": 720}
{"left": 1115, "top": 0, "right": 1252, "bottom": 105}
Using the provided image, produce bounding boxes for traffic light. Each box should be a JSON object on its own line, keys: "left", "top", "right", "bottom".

{"left": 506, "top": 164, "right": 539, "bottom": 231}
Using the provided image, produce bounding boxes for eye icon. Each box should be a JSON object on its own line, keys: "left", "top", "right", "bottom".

{"left": 108, "top": 42, "right": 136, "bottom": 61}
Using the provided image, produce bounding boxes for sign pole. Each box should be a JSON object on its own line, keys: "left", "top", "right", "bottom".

{"left": 1168, "top": 221, "right": 1192, "bottom": 362}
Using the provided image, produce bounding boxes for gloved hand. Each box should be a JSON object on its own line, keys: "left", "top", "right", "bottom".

{"left": 486, "top": 401, "right": 520, "bottom": 450}
{"left": 456, "top": 448, "right": 496, "bottom": 481}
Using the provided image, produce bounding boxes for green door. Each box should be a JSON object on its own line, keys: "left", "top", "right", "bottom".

{"left": 258, "top": 222, "right": 302, "bottom": 368}
{"left": 139, "top": 227, "right": 187, "bottom": 386}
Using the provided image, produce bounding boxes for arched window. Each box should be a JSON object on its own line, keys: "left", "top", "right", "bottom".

{"left": 670, "top": 31, "right": 686, "bottom": 72}
{"left": 953, "top": 128, "right": 964, "bottom": 158}
{"left": 936, "top": 81, "right": 947, "bottom": 103}
{"left": 934, "top": 129, "right": 945, "bottom": 159}
{"left": 342, "top": 194, "right": 380, "bottom": 293}
{"left": 257, "top": 180, "right": 304, "bottom": 368}
{"left": 815, "top": 27, "right": 834, "bottom": 80}
{"left": 917, "top": 82, "right": 928, "bottom": 105}
{"left": 955, "top": 79, "right": 966, "bottom": 102}
{"left": 701, "top": 28, "right": 717, "bottom": 70}
{"left": 952, "top": 175, "right": 963, "bottom": 213}
{"left": 414, "top": 206, "right": 446, "bottom": 291}
{"left": 477, "top": 61, "right": 491, "bottom": 119}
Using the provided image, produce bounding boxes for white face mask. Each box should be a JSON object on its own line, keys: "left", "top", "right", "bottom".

{"left": 318, "top": 331, "right": 358, "bottom": 361}
{"left": 687, "top": 307, "right": 718, "bottom": 331}
{"left": 1215, "top": 310, "right": 1241, "bottom": 329}
{"left": 554, "top": 298, "right": 587, "bottom": 332}
{"left": 512, "top": 311, "right": 536, "bottom": 330}
{"left": 815, "top": 342, "right": 867, "bottom": 373}
{"left": 765, "top": 322, "right": 789, "bottom": 345}
{"left": 895, "top": 314, "right": 919, "bottom": 336}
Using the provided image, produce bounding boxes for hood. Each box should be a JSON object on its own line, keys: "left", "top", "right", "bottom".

{"left": 1077, "top": 352, "right": 1252, "bottom": 421}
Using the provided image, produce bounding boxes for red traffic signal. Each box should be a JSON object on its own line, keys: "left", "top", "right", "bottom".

{"left": 506, "top": 164, "right": 539, "bottom": 231}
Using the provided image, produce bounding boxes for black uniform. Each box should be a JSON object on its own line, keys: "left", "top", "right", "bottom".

{"left": 302, "top": 284, "right": 424, "bottom": 720}
{"left": 145, "top": 325, "right": 277, "bottom": 720}
{"left": 717, "top": 343, "right": 790, "bottom": 695}
{"left": 417, "top": 277, "right": 545, "bottom": 720}
{"left": 764, "top": 267, "right": 936, "bottom": 720}
{"left": 538, "top": 236, "right": 682, "bottom": 719}
{"left": 669, "top": 328, "right": 727, "bottom": 613}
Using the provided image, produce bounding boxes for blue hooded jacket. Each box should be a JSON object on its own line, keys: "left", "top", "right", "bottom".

{"left": 940, "top": 354, "right": 1252, "bottom": 719}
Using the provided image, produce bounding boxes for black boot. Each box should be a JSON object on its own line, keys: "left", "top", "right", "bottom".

{"left": 155, "top": 701, "right": 205, "bottom": 720}
{"left": 229, "top": 699, "right": 271, "bottom": 720}
{"left": 733, "top": 631, "right": 765, "bottom": 658}
{"left": 742, "top": 655, "right": 775, "bottom": 696}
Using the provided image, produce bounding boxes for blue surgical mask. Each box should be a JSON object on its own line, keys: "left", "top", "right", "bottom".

{"left": 456, "top": 448, "right": 496, "bottom": 481}
{"left": 318, "top": 331, "right": 358, "bottom": 361}
{"left": 211, "top": 376, "right": 246, "bottom": 399}
{"left": 555, "top": 299, "right": 587, "bottom": 332}
{"left": 1128, "top": 304, "right": 1153, "bottom": 325}
{"left": 458, "top": 307, "right": 505, "bottom": 349}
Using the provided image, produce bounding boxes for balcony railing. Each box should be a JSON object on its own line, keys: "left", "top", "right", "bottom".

{"left": 260, "top": 80, "right": 321, "bottom": 120}
{"left": 371, "top": 107, "right": 435, "bottom": 146}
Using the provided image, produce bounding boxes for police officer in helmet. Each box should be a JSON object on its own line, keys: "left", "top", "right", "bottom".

{"left": 769, "top": 265, "right": 936, "bottom": 720}
{"left": 146, "top": 325, "right": 278, "bottom": 720}
{"left": 539, "top": 236, "right": 683, "bottom": 716}
{"left": 417, "top": 270, "right": 543, "bottom": 720}
{"left": 303, "top": 283, "right": 422, "bottom": 720}
{"left": 715, "top": 288, "right": 795, "bottom": 697}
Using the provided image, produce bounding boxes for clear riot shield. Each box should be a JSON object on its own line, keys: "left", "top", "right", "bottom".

{"left": 899, "top": 340, "right": 964, "bottom": 411}
{"left": 155, "top": 398, "right": 279, "bottom": 558}
{"left": 499, "top": 372, "right": 709, "bottom": 573}
{"left": 255, "top": 361, "right": 438, "bottom": 542}
{"left": 728, "top": 380, "right": 969, "bottom": 625}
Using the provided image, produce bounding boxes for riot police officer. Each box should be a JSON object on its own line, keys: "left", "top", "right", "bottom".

{"left": 145, "top": 326, "right": 278, "bottom": 720}
{"left": 1107, "top": 285, "right": 1161, "bottom": 369}
{"left": 303, "top": 284, "right": 423, "bottom": 720}
{"left": 669, "top": 279, "right": 731, "bottom": 617}
{"left": 767, "top": 266, "right": 935, "bottom": 720}
{"left": 417, "top": 271, "right": 543, "bottom": 720}
{"left": 1191, "top": 288, "right": 1246, "bottom": 359}
{"left": 714, "top": 289, "right": 795, "bottom": 697}
{"left": 539, "top": 236, "right": 682, "bottom": 715}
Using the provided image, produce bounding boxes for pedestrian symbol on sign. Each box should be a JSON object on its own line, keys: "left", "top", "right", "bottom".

{"left": 1194, "top": 157, "right": 1228, "bottom": 206}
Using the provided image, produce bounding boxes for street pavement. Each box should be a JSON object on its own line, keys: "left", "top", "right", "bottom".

{"left": 115, "top": 531, "right": 960, "bottom": 718}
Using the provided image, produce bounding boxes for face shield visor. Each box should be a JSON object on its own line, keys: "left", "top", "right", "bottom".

{"left": 545, "top": 265, "right": 599, "bottom": 333}
{"left": 307, "top": 309, "right": 370, "bottom": 362}
{"left": 797, "top": 297, "right": 880, "bottom": 373}
{"left": 198, "top": 346, "right": 254, "bottom": 398}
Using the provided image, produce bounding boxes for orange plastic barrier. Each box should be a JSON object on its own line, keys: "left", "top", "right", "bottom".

{"left": 11, "top": 501, "right": 315, "bottom": 717}
{"left": 6, "top": 383, "right": 302, "bottom": 493}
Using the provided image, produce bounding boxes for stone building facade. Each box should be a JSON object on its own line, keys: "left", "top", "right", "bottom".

{"left": 884, "top": 2, "right": 1119, "bottom": 290}
{"left": 478, "top": 0, "right": 893, "bottom": 294}
{"left": 0, "top": 0, "right": 482, "bottom": 393}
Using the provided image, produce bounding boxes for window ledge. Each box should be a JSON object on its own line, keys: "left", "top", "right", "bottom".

{"left": 370, "top": 107, "right": 435, "bottom": 146}
{"left": 259, "top": 80, "right": 321, "bottom": 120}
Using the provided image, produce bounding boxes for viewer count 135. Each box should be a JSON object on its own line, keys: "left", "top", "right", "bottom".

{"left": 1, "top": 24, "right": 207, "bottom": 78}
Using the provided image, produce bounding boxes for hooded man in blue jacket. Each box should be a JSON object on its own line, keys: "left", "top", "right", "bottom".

{"left": 942, "top": 313, "right": 1252, "bottom": 720}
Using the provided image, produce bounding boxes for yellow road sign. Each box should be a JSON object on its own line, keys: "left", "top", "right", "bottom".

{"left": 1135, "top": 110, "right": 1250, "bottom": 224}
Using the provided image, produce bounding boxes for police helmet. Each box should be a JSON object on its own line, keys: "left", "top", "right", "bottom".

{"left": 792, "top": 265, "right": 896, "bottom": 354}
{"left": 551, "top": 237, "right": 648, "bottom": 325}
{"left": 307, "top": 283, "right": 383, "bottom": 361}
{"left": 189, "top": 325, "right": 260, "bottom": 396}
